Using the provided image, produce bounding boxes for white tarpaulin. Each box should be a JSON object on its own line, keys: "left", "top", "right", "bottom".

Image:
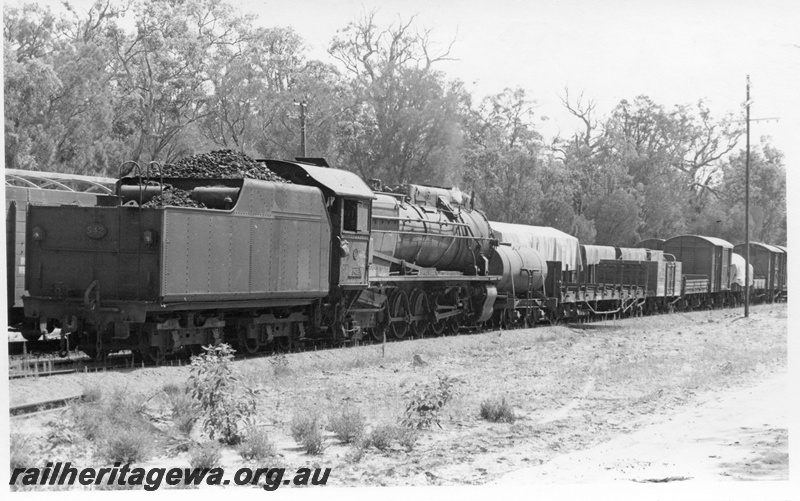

{"left": 490, "top": 221, "right": 581, "bottom": 270}
{"left": 582, "top": 245, "right": 616, "bottom": 266}
{"left": 730, "top": 252, "right": 754, "bottom": 286}
{"left": 617, "top": 247, "right": 648, "bottom": 261}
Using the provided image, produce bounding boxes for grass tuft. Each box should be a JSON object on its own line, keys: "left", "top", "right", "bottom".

{"left": 328, "top": 406, "right": 366, "bottom": 444}
{"left": 238, "top": 426, "right": 276, "bottom": 462}
{"left": 367, "top": 424, "right": 396, "bottom": 451}
{"left": 189, "top": 442, "right": 222, "bottom": 469}
{"left": 290, "top": 412, "right": 326, "bottom": 455}
{"left": 479, "top": 396, "right": 516, "bottom": 423}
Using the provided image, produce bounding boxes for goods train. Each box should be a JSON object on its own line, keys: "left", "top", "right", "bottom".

{"left": 16, "top": 158, "right": 787, "bottom": 361}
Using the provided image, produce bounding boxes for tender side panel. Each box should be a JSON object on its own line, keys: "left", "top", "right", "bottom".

{"left": 161, "top": 180, "right": 330, "bottom": 302}
{"left": 26, "top": 205, "right": 161, "bottom": 301}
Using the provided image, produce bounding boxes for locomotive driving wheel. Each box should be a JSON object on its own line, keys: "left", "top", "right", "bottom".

{"left": 369, "top": 324, "right": 388, "bottom": 342}
{"left": 443, "top": 289, "right": 461, "bottom": 336}
{"left": 429, "top": 292, "right": 447, "bottom": 336}
{"left": 409, "top": 289, "right": 429, "bottom": 338}
{"left": 388, "top": 290, "right": 411, "bottom": 339}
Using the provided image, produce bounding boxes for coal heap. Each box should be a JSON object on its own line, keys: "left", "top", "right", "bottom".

{"left": 161, "top": 150, "right": 289, "bottom": 182}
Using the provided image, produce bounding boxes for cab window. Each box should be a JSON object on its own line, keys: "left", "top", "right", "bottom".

{"left": 343, "top": 199, "right": 369, "bottom": 233}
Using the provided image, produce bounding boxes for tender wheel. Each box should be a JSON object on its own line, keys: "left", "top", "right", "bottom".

{"left": 273, "top": 336, "right": 292, "bottom": 352}
{"left": 237, "top": 328, "right": 260, "bottom": 354}
{"left": 409, "top": 289, "right": 429, "bottom": 338}
{"left": 388, "top": 290, "right": 410, "bottom": 339}
{"left": 147, "top": 347, "right": 164, "bottom": 365}
{"left": 21, "top": 331, "right": 42, "bottom": 342}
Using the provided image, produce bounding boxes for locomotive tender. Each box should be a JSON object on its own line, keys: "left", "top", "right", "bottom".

{"left": 19, "top": 158, "right": 787, "bottom": 361}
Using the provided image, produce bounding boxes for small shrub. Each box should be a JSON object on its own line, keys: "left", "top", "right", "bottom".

{"left": 10, "top": 433, "right": 36, "bottom": 474}
{"left": 162, "top": 382, "right": 183, "bottom": 396}
{"left": 344, "top": 442, "right": 366, "bottom": 463}
{"left": 401, "top": 375, "right": 456, "bottom": 429}
{"left": 270, "top": 353, "right": 290, "bottom": 376}
{"left": 479, "top": 397, "right": 516, "bottom": 423}
{"left": 165, "top": 385, "right": 198, "bottom": 435}
{"left": 189, "top": 343, "right": 257, "bottom": 445}
{"left": 301, "top": 427, "right": 326, "bottom": 455}
{"left": 189, "top": 442, "right": 222, "bottom": 469}
{"left": 328, "top": 406, "right": 366, "bottom": 444}
{"left": 81, "top": 384, "right": 103, "bottom": 403}
{"left": 45, "top": 418, "right": 78, "bottom": 448}
{"left": 238, "top": 427, "right": 276, "bottom": 462}
{"left": 290, "top": 412, "right": 320, "bottom": 442}
{"left": 368, "top": 424, "right": 396, "bottom": 451}
{"left": 395, "top": 427, "right": 419, "bottom": 451}
{"left": 98, "top": 427, "right": 152, "bottom": 464}
{"left": 290, "top": 412, "right": 326, "bottom": 455}
{"left": 71, "top": 403, "right": 108, "bottom": 441}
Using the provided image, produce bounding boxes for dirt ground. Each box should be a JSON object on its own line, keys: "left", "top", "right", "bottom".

{"left": 6, "top": 303, "right": 789, "bottom": 492}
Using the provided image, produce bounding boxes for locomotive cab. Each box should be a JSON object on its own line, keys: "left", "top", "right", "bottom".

{"left": 261, "top": 159, "right": 375, "bottom": 293}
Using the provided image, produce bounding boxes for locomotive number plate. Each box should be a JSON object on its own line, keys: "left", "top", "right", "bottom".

{"left": 86, "top": 223, "right": 108, "bottom": 239}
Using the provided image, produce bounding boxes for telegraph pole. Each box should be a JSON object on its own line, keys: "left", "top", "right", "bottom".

{"left": 744, "top": 76, "right": 750, "bottom": 317}
{"left": 295, "top": 101, "right": 307, "bottom": 157}
{"left": 741, "top": 76, "right": 780, "bottom": 317}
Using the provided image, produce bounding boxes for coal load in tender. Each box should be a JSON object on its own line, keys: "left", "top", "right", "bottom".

{"left": 162, "top": 150, "right": 289, "bottom": 183}
{"left": 142, "top": 187, "right": 206, "bottom": 209}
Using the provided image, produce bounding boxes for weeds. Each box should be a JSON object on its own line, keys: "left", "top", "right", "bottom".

{"left": 270, "top": 353, "right": 291, "bottom": 376}
{"left": 367, "top": 424, "right": 396, "bottom": 451}
{"left": 189, "top": 343, "right": 257, "bottom": 445}
{"left": 10, "top": 433, "right": 36, "bottom": 474}
{"left": 290, "top": 412, "right": 326, "bottom": 455}
{"left": 401, "top": 375, "right": 456, "bottom": 429}
{"left": 69, "top": 386, "right": 157, "bottom": 465}
{"left": 394, "top": 427, "right": 419, "bottom": 451}
{"left": 163, "top": 384, "right": 198, "bottom": 435}
{"left": 344, "top": 439, "right": 366, "bottom": 463}
{"left": 189, "top": 442, "right": 222, "bottom": 469}
{"left": 479, "top": 397, "right": 516, "bottom": 423}
{"left": 328, "top": 406, "right": 366, "bottom": 444}
{"left": 45, "top": 418, "right": 79, "bottom": 448}
{"left": 97, "top": 427, "right": 153, "bottom": 464}
{"left": 81, "top": 384, "right": 103, "bottom": 403}
{"left": 238, "top": 426, "right": 276, "bottom": 462}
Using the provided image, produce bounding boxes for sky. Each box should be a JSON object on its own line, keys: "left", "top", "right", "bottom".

{"left": 231, "top": 0, "right": 798, "bottom": 156}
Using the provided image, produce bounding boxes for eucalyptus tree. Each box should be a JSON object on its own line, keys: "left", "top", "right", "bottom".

{"left": 329, "top": 11, "right": 463, "bottom": 185}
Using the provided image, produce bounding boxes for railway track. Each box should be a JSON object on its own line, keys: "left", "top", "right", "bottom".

{"left": 9, "top": 393, "right": 86, "bottom": 418}
{"left": 7, "top": 296, "right": 783, "bottom": 380}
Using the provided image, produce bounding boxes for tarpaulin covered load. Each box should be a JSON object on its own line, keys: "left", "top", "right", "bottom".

{"left": 729, "top": 252, "right": 754, "bottom": 287}
{"left": 581, "top": 245, "right": 616, "bottom": 266}
{"left": 617, "top": 247, "right": 648, "bottom": 261}
{"left": 490, "top": 221, "right": 581, "bottom": 271}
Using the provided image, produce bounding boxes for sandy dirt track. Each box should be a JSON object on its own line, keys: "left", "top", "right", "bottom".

{"left": 497, "top": 370, "right": 790, "bottom": 484}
